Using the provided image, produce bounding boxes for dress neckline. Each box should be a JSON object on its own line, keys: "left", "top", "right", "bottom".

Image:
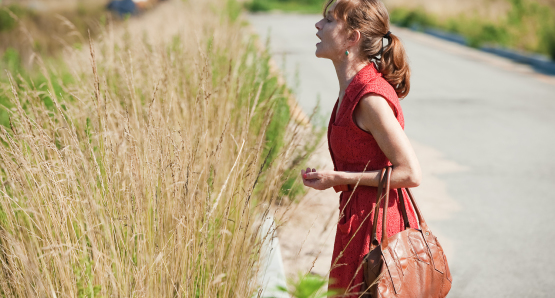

{"left": 332, "top": 63, "right": 379, "bottom": 126}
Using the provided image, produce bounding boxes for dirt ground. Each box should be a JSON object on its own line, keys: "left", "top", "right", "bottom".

{"left": 272, "top": 138, "right": 339, "bottom": 278}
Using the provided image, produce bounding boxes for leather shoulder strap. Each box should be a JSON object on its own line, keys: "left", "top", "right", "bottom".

{"left": 370, "top": 166, "right": 430, "bottom": 249}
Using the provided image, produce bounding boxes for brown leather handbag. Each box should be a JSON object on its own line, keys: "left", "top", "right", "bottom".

{"left": 361, "top": 167, "right": 452, "bottom": 297}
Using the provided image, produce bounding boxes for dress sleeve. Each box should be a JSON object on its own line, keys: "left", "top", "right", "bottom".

{"left": 353, "top": 80, "right": 403, "bottom": 127}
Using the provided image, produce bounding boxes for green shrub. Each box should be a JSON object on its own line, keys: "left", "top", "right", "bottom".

{"left": 0, "top": 5, "right": 30, "bottom": 32}
{"left": 277, "top": 272, "right": 338, "bottom": 298}
{"left": 389, "top": 0, "right": 555, "bottom": 59}
{"left": 247, "top": 0, "right": 272, "bottom": 12}
{"left": 0, "top": 48, "right": 21, "bottom": 127}
{"left": 245, "top": 0, "right": 324, "bottom": 14}
{"left": 389, "top": 7, "right": 436, "bottom": 29}
{"left": 544, "top": 29, "right": 555, "bottom": 60}
{"left": 227, "top": 0, "right": 243, "bottom": 22}
{"left": 1, "top": 47, "right": 21, "bottom": 74}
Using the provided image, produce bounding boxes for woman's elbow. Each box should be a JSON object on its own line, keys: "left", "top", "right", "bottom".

{"left": 391, "top": 163, "right": 421, "bottom": 188}
{"left": 407, "top": 168, "right": 421, "bottom": 188}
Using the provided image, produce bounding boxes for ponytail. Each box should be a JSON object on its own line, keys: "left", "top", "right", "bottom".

{"left": 379, "top": 33, "right": 411, "bottom": 98}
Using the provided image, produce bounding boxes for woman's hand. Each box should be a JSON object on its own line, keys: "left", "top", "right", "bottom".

{"left": 301, "top": 167, "right": 338, "bottom": 190}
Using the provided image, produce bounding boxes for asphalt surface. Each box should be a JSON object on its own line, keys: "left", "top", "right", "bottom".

{"left": 249, "top": 13, "right": 555, "bottom": 297}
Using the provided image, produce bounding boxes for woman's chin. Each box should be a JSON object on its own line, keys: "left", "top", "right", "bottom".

{"left": 315, "top": 52, "right": 331, "bottom": 59}
{"left": 315, "top": 45, "right": 333, "bottom": 59}
{"left": 315, "top": 43, "right": 324, "bottom": 58}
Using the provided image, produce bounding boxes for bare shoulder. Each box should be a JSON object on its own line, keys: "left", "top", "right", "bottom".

{"left": 355, "top": 93, "right": 396, "bottom": 120}
{"left": 353, "top": 93, "right": 400, "bottom": 133}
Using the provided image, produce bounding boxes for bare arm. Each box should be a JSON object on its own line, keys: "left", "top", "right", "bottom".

{"left": 302, "top": 94, "right": 421, "bottom": 190}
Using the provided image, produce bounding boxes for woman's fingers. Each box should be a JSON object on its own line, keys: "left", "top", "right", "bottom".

{"left": 301, "top": 167, "right": 319, "bottom": 182}
{"left": 302, "top": 168, "right": 331, "bottom": 191}
{"left": 305, "top": 171, "right": 319, "bottom": 180}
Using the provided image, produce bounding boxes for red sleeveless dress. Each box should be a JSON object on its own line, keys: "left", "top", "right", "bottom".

{"left": 327, "top": 63, "right": 419, "bottom": 296}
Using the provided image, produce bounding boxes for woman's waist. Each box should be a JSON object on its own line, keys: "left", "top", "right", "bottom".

{"left": 339, "top": 186, "right": 379, "bottom": 203}
{"left": 339, "top": 185, "right": 399, "bottom": 196}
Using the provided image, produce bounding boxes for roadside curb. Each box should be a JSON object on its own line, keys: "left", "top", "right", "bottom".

{"left": 480, "top": 46, "right": 555, "bottom": 75}
{"left": 421, "top": 27, "right": 555, "bottom": 76}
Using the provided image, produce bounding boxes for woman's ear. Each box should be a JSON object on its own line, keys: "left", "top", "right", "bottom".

{"left": 348, "top": 29, "right": 361, "bottom": 45}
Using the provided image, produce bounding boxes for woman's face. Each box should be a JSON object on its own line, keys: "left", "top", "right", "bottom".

{"left": 315, "top": 2, "right": 349, "bottom": 60}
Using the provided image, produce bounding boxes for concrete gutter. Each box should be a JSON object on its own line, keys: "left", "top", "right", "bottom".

{"left": 257, "top": 215, "right": 289, "bottom": 298}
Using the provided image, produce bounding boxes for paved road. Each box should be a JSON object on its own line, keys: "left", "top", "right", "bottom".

{"left": 249, "top": 13, "right": 555, "bottom": 297}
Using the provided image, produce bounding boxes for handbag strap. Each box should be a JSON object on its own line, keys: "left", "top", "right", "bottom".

{"left": 370, "top": 167, "right": 391, "bottom": 248}
{"left": 370, "top": 166, "right": 430, "bottom": 249}
{"left": 397, "top": 188, "right": 411, "bottom": 230}
{"left": 404, "top": 187, "right": 430, "bottom": 232}
{"left": 370, "top": 168, "right": 387, "bottom": 250}
{"left": 380, "top": 167, "right": 392, "bottom": 247}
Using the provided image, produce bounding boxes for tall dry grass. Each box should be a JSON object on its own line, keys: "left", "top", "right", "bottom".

{"left": 0, "top": 0, "right": 315, "bottom": 296}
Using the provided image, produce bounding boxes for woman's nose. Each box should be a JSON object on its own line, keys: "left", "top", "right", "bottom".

{"left": 315, "top": 20, "right": 322, "bottom": 30}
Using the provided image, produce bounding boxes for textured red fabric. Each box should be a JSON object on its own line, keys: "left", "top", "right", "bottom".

{"left": 327, "top": 63, "right": 419, "bottom": 296}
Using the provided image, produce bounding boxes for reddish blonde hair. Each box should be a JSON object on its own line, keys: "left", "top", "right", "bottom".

{"left": 324, "top": 0, "right": 411, "bottom": 98}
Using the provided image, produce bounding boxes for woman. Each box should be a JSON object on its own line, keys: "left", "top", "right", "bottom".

{"left": 300, "top": 0, "right": 421, "bottom": 296}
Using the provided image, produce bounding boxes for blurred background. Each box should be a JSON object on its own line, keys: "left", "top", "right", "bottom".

{"left": 1, "top": 0, "right": 554, "bottom": 297}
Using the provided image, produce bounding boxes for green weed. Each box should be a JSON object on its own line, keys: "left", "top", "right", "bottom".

{"left": 390, "top": 7, "right": 436, "bottom": 29}
{"left": 277, "top": 272, "right": 338, "bottom": 298}
{"left": 246, "top": 0, "right": 324, "bottom": 14}
{"left": 0, "top": 4, "right": 31, "bottom": 32}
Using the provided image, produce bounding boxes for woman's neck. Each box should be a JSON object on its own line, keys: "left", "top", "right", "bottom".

{"left": 333, "top": 57, "right": 368, "bottom": 97}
